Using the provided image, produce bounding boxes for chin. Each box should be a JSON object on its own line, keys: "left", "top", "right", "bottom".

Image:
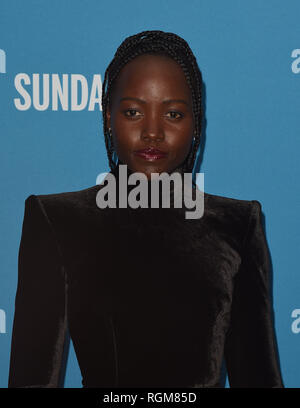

{"left": 128, "top": 162, "right": 164, "bottom": 177}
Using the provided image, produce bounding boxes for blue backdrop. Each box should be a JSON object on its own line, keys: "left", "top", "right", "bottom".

{"left": 0, "top": 0, "right": 299, "bottom": 388}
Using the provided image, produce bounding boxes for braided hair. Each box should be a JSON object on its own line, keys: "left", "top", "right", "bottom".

{"left": 101, "top": 30, "right": 203, "bottom": 173}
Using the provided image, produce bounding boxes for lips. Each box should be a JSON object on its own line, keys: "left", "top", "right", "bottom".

{"left": 134, "top": 147, "right": 167, "bottom": 161}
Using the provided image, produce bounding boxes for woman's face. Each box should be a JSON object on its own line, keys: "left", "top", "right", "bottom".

{"left": 106, "top": 54, "right": 195, "bottom": 179}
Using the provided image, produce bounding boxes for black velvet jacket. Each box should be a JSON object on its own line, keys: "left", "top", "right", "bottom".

{"left": 8, "top": 167, "right": 284, "bottom": 388}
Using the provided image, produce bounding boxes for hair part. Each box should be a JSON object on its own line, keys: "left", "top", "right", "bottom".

{"left": 101, "top": 30, "right": 203, "bottom": 173}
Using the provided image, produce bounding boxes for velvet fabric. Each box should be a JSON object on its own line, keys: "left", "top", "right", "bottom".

{"left": 8, "top": 166, "right": 284, "bottom": 388}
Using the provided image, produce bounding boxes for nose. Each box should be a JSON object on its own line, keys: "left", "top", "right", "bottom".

{"left": 141, "top": 112, "right": 164, "bottom": 142}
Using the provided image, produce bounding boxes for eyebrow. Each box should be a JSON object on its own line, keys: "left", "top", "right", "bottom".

{"left": 119, "top": 97, "right": 190, "bottom": 106}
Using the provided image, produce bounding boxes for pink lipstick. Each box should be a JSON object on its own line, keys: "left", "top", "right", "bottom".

{"left": 134, "top": 147, "right": 167, "bottom": 161}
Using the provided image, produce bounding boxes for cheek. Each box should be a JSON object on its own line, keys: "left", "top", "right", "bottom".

{"left": 167, "top": 131, "right": 193, "bottom": 158}
{"left": 113, "top": 118, "right": 139, "bottom": 148}
{"left": 113, "top": 133, "right": 138, "bottom": 154}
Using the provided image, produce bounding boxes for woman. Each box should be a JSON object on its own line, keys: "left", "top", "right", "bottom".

{"left": 8, "top": 30, "right": 284, "bottom": 388}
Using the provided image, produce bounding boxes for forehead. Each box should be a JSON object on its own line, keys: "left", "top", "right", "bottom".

{"left": 111, "top": 54, "right": 191, "bottom": 99}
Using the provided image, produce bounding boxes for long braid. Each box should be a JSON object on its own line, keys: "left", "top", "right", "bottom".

{"left": 101, "top": 30, "right": 203, "bottom": 173}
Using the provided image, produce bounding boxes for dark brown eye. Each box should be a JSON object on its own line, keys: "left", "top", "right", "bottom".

{"left": 166, "top": 111, "right": 183, "bottom": 119}
{"left": 124, "top": 109, "right": 142, "bottom": 117}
